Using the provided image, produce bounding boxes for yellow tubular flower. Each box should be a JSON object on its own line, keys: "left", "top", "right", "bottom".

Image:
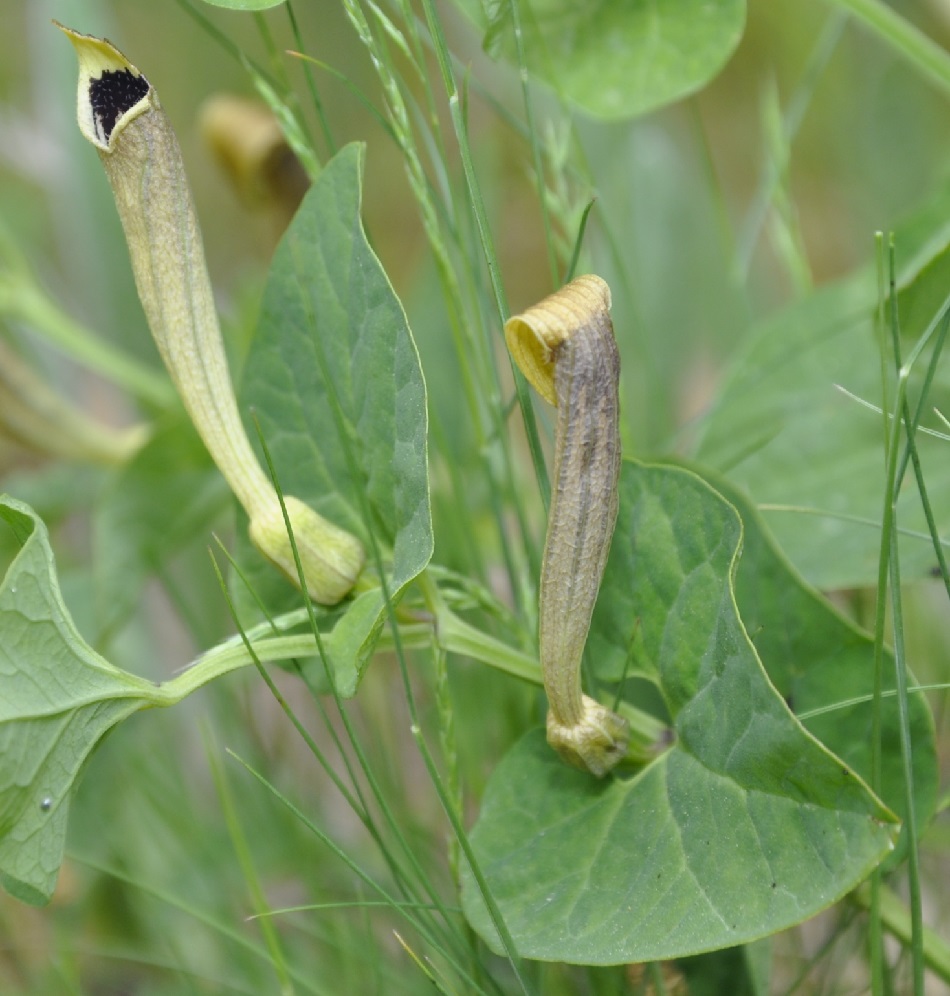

{"left": 505, "top": 275, "right": 629, "bottom": 777}
{"left": 198, "top": 94, "right": 309, "bottom": 222}
{"left": 59, "top": 25, "right": 364, "bottom": 604}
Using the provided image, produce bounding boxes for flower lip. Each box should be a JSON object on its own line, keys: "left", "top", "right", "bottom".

{"left": 504, "top": 274, "right": 612, "bottom": 406}
{"left": 55, "top": 22, "right": 152, "bottom": 151}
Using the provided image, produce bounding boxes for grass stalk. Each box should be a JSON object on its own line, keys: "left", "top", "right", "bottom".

{"left": 68, "top": 852, "right": 335, "bottom": 996}
{"left": 508, "top": 0, "right": 559, "bottom": 287}
{"left": 419, "top": 0, "right": 551, "bottom": 513}
{"left": 852, "top": 882, "right": 950, "bottom": 985}
{"left": 827, "top": 0, "right": 950, "bottom": 98}
{"left": 203, "top": 726, "right": 295, "bottom": 996}
{"left": 250, "top": 428, "right": 480, "bottom": 976}
{"left": 343, "top": 0, "right": 539, "bottom": 605}
{"left": 879, "top": 241, "right": 923, "bottom": 994}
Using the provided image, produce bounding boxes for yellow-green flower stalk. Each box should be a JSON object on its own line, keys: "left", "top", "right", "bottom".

{"left": 59, "top": 25, "right": 364, "bottom": 604}
{"left": 0, "top": 336, "right": 146, "bottom": 465}
{"left": 505, "top": 275, "right": 629, "bottom": 777}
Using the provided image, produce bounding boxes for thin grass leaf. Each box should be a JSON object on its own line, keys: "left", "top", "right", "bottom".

{"left": 227, "top": 750, "right": 495, "bottom": 995}
{"left": 69, "top": 852, "right": 334, "bottom": 996}
{"left": 203, "top": 726, "right": 295, "bottom": 995}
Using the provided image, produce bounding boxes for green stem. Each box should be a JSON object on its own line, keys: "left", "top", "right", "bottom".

{"left": 869, "top": 233, "right": 889, "bottom": 992}
{"left": 435, "top": 607, "right": 538, "bottom": 684}
{"left": 284, "top": 1, "right": 336, "bottom": 154}
{"left": 827, "top": 0, "right": 950, "bottom": 97}
{"left": 882, "top": 243, "right": 924, "bottom": 996}
{"left": 154, "top": 633, "right": 321, "bottom": 705}
{"left": 156, "top": 592, "right": 665, "bottom": 760}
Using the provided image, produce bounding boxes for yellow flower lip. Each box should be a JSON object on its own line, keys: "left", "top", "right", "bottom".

{"left": 55, "top": 22, "right": 152, "bottom": 152}
{"left": 504, "top": 274, "right": 612, "bottom": 406}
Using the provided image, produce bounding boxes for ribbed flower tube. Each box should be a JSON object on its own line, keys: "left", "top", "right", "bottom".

{"left": 60, "top": 25, "right": 364, "bottom": 604}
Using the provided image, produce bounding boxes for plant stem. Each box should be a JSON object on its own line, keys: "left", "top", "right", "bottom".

{"left": 827, "top": 0, "right": 950, "bottom": 97}
{"left": 157, "top": 595, "right": 665, "bottom": 759}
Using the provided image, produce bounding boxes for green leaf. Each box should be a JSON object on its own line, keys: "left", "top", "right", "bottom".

{"left": 237, "top": 143, "right": 432, "bottom": 694}
{"left": 471, "top": 0, "right": 746, "bottom": 119}
{"left": 588, "top": 462, "right": 938, "bottom": 857}
{"left": 890, "top": 182, "right": 950, "bottom": 343}
{"left": 694, "top": 185, "right": 950, "bottom": 589}
{"left": 712, "top": 469, "right": 938, "bottom": 863}
{"left": 694, "top": 271, "right": 950, "bottom": 588}
{"left": 0, "top": 497, "right": 164, "bottom": 906}
{"left": 461, "top": 462, "right": 897, "bottom": 964}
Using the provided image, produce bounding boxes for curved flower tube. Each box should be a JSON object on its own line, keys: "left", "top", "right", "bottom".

{"left": 505, "top": 275, "right": 629, "bottom": 777}
{"left": 59, "top": 25, "right": 364, "bottom": 605}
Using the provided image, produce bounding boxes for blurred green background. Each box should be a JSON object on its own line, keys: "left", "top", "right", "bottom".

{"left": 2, "top": 0, "right": 950, "bottom": 992}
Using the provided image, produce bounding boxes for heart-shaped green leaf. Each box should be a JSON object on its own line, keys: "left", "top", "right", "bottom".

{"left": 461, "top": 461, "right": 897, "bottom": 964}
{"left": 237, "top": 144, "right": 432, "bottom": 695}
{"left": 0, "top": 497, "right": 165, "bottom": 906}
{"left": 695, "top": 185, "right": 950, "bottom": 589}
{"left": 712, "top": 469, "right": 938, "bottom": 864}
{"left": 466, "top": 0, "right": 745, "bottom": 119}
{"left": 588, "top": 462, "right": 939, "bottom": 863}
